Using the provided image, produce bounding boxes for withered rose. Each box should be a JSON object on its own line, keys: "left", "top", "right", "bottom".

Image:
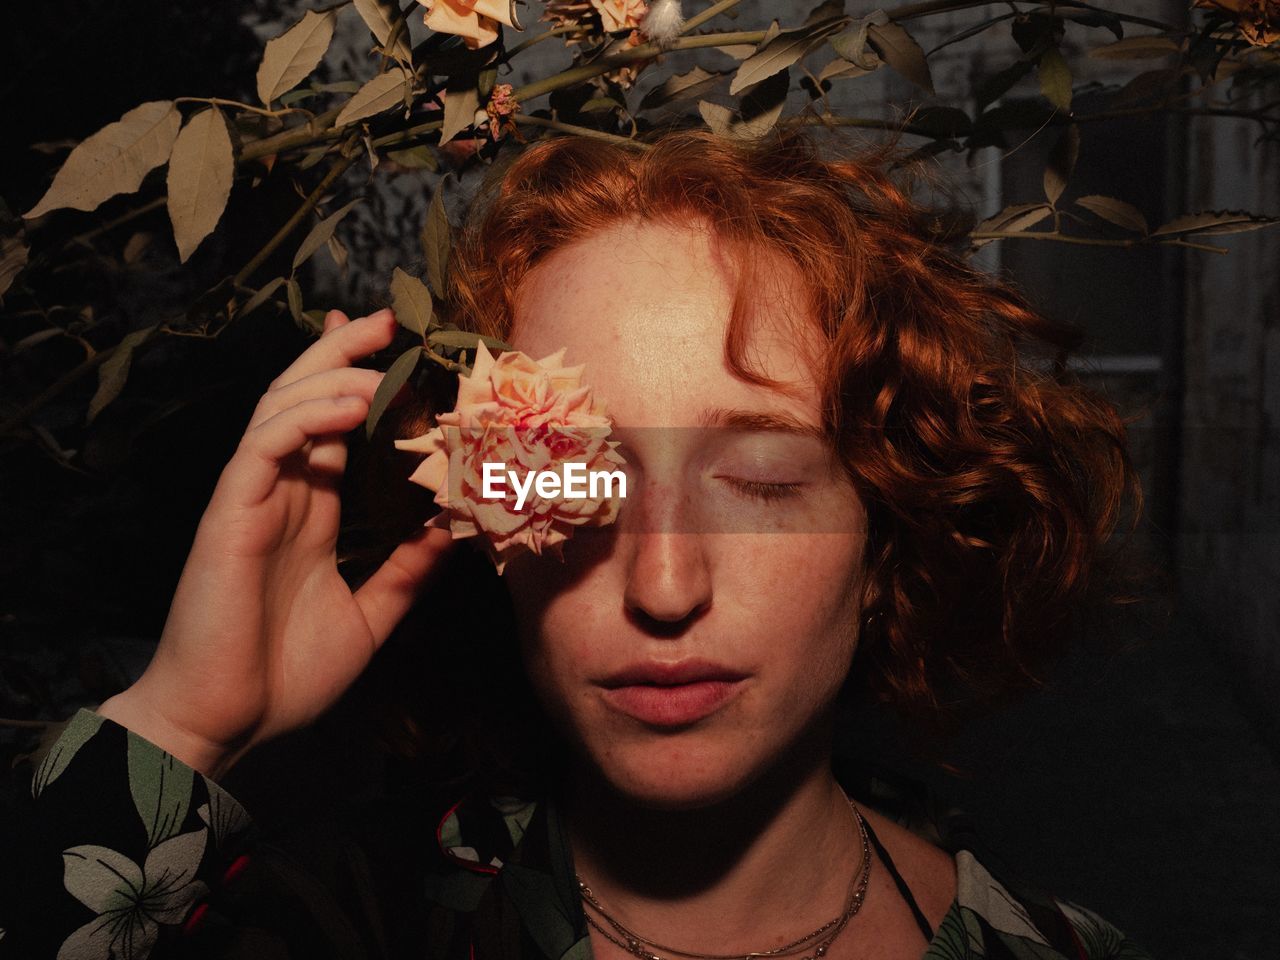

{"left": 1196, "top": 0, "right": 1280, "bottom": 46}
{"left": 395, "top": 342, "right": 626, "bottom": 574}
{"left": 417, "top": 0, "right": 522, "bottom": 50}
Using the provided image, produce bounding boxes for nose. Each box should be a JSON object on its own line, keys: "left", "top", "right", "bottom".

{"left": 622, "top": 530, "right": 713, "bottom": 633}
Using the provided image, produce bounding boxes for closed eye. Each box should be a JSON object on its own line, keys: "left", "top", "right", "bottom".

{"left": 719, "top": 477, "right": 806, "bottom": 503}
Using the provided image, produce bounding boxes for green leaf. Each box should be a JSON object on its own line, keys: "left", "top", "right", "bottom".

{"left": 239, "top": 277, "right": 287, "bottom": 317}
{"left": 366, "top": 345, "right": 422, "bottom": 439}
{"left": 293, "top": 199, "right": 360, "bottom": 272}
{"left": 729, "top": 19, "right": 843, "bottom": 96}
{"left": 256, "top": 9, "right": 337, "bottom": 105}
{"left": 1037, "top": 47, "right": 1072, "bottom": 111}
{"left": 868, "top": 22, "right": 934, "bottom": 95}
{"left": 1089, "top": 35, "right": 1181, "bottom": 60}
{"left": 166, "top": 108, "right": 235, "bottom": 263}
{"left": 32, "top": 710, "right": 104, "bottom": 799}
{"left": 286, "top": 277, "right": 318, "bottom": 333}
{"left": 422, "top": 188, "right": 452, "bottom": 300}
{"left": 392, "top": 267, "right": 434, "bottom": 336}
{"left": 25, "top": 101, "right": 181, "bottom": 219}
{"left": 88, "top": 324, "right": 158, "bottom": 423}
{"left": 1076, "top": 195, "right": 1148, "bottom": 234}
{"left": 428, "top": 329, "right": 511, "bottom": 352}
{"left": 126, "top": 729, "right": 194, "bottom": 847}
{"left": 1043, "top": 125, "right": 1079, "bottom": 205}
{"left": 1151, "top": 210, "right": 1280, "bottom": 238}
{"left": 336, "top": 71, "right": 410, "bottom": 128}
{"left": 353, "top": 0, "right": 413, "bottom": 63}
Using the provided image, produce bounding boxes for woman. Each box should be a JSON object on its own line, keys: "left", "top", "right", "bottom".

{"left": 0, "top": 129, "right": 1151, "bottom": 959}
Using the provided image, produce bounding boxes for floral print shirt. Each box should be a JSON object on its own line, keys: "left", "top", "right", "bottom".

{"left": 0, "top": 708, "right": 1155, "bottom": 960}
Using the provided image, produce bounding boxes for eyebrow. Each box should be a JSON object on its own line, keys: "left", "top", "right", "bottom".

{"left": 695, "top": 406, "right": 826, "bottom": 442}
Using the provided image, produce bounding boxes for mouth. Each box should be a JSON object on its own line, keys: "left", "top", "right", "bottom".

{"left": 598, "top": 660, "right": 750, "bottom": 727}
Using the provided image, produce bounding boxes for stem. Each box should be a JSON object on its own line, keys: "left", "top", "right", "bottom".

{"left": 241, "top": 106, "right": 345, "bottom": 162}
{"left": 0, "top": 717, "right": 55, "bottom": 729}
{"left": 511, "top": 114, "right": 652, "bottom": 148}
{"left": 502, "top": 24, "right": 580, "bottom": 61}
{"left": 679, "top": 0, "right": 746, "bottom": 35}
{"left": 0, "top": 345, "right": 114, "bottom": 437}
{"left": 233, "top": 141, "right": 360, "bottom": 287}
{"left": 65, "top": 197, "right": 166, "bottom": 249}
{"left": 175, "top": 97, "right": 307, "bottom": 119}
{"left": 969, "top": 230, "right": 1230, "bottom": 254}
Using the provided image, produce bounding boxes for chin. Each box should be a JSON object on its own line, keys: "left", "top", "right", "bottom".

{"left": 584, "top": 730, "right": 762, "bottom": 811}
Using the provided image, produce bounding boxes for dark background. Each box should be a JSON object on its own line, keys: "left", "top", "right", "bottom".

{"left": 2, "top": 3, "right": 1278, "bottom": 958}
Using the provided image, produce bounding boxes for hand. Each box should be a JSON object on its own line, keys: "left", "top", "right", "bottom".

{"left": 98, "top": 308, "right": 454, "bottom": 778}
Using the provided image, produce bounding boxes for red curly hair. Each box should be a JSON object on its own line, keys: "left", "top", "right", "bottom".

{"left": 432, "top": 127, "right": 1143, "bottom": 726}
{"left": 347, "top": 126, "right": 1145, "bottom": 782}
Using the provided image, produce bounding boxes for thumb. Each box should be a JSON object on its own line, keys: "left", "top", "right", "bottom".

{"left": 354, "top": 524, "right": 457, "bottom": 645}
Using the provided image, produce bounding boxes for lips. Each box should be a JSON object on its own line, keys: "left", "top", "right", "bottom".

{"left": 599, "top": 659, "right": 749, "bottom": 727}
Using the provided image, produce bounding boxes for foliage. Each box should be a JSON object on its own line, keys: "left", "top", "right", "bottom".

{"left": 2, "top": 0, "right": 1280, "bottom": 728}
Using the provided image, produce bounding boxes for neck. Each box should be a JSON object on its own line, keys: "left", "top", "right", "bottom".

{"left": 561, "top": 722, "right": 862, "bottom": 954}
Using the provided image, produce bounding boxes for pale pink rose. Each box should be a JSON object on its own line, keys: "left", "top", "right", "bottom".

{"left": 590, "top": 0, "right": 648, "bottom": 33}
{"left": 418, "top": 0, "right": 521, "bottom": 50}
{"left": 395, "top": 342, "right": 626, "bottom": 574}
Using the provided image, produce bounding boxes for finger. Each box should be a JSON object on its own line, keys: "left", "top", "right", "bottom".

{"left": 271, "top": 308, "right": 397, "bottom": 390}
{"left": 322, "top": 309, "right": 350, "bottom": 335}
{"left": 226, "top": 396, "right": 369, "bottom": 506}
{"left": 354, "top": 525, "right": 457, "bottom": 646}
{"left": 250, "top": 367, "right": 384, "bottom": 429}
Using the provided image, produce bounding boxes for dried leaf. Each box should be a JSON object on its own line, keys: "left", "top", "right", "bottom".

{"left": 387, "top": 146, "right": 439, "bottom": 170}
{"left": 639, "top": 66, "right": 729, "bottom": 110}
{"left": 0, "top": 231, "right": 29, "bottom": 298}
{"left": 25, "top": 101, "right": 181, "bottom": 219}
{"left": 440, "top": 81, "right": 480, "bottom": 145}
{"left": 366, "top": 346, "right": 422, "bottom": 439}
{"left": 353, "top": 0, "right": 413, "bottom": 62}
{"left": 1151, "top": 211, "right": 1280, "bottom": 238}
{"left": 239, "top": 277, "right": 287, "bottom": 316}
{"left": 336, "top": 71, "right": 411, "bottom": 128}
{"left": 730, "top": 20, "right": 842, "bottom": 95}
{"left": 1089, "top": 35, "right": 1181, "bottom": 60}
{"left": 256, "top": 10, "right": 337, "bottom": 106}
{"left": 971, "top": 202, "right": 1053, "bottom": 245}
{"left": 422, "top": 189, "right": 452, "bottom": 300}
{"left": 829, "top": 11, "right": 889, "bottom": 70}
{"left": 1076, "top": 195, "right": 1148, "bottom": 234}
{"left": 392, "top": 267, "right": 434, "bottom": 337}
{"left": 166, "top": 109, "right": 235, "bottom": 262}
{"left": 1038, "top": 47, "right": 1072, "bottom": 111}
{"left": 816, "top": 57, "right": 876, "bottom": 83}
{"left": 292, "top": 199, "right": 360, "bottom": 272}
{"left": 88, "top": 325, "right": 158, "bottom": 423}
{"left": 1043, "top": 125, "right": 1079, "bottom": 205}
{"left": 867, "top": 22, "right": 934, "bottom": 95}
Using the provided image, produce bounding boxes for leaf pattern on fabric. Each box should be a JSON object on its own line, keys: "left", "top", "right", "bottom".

{"left": 58, "top": 830, "right": 209, "bottom": 960}
{"left": 126, "top": 730, "right": 193, "bottom": 848}
{"left": 954, "top": 850, "right": 1052, "bottom": 945}
{"left": 32, "top": 710, "right": 104, "bottom": 799}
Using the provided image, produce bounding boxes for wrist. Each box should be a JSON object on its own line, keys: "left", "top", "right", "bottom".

{"left": 96, "top": 687, "right": 237, "bottom": 780}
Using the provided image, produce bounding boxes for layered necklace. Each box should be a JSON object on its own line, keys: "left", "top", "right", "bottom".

{"left": 575, "top": 792, "right": 872, "bottom": 960}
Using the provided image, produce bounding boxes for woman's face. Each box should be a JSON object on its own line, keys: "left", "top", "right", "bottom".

{"left": 503, "top": 218, "right": 868, "bottom": 810}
